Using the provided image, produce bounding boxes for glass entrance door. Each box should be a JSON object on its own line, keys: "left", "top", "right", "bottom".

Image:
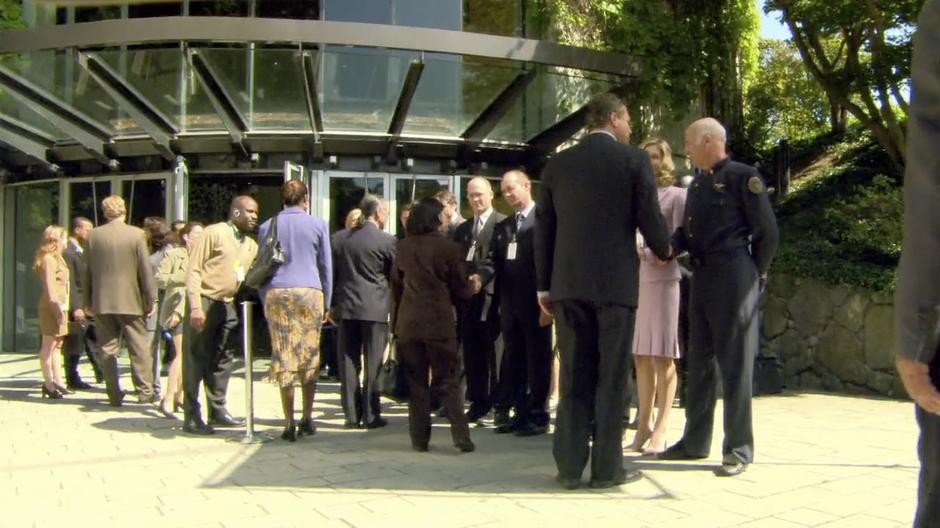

{"left": 322, "top": 171, "right": 386, "bottom": 233}
{"left": 392, "top": 175, "right": 452, "bottom": 237}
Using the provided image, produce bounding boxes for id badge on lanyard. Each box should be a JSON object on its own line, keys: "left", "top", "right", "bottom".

{"left": 466, "top": 240, "right": 477, "bottom": 262}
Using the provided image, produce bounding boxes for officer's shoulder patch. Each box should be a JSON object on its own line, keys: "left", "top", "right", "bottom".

{"left": 747, "top": 175, "right": 765, "bottom": 194}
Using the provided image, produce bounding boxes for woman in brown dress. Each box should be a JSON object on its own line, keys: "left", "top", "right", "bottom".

{"left": 391, "top": 197, "right": 480, "bottom": 453}
{"left": 34, "top": 225, "right": 70, "bottom": 399}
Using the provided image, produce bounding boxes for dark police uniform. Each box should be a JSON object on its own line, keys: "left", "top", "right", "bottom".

{"left": 669, "top": 157, "right": 778, "bottom": 468}
{"left": 896, "top": 1, "right": 940, "bottom": 525}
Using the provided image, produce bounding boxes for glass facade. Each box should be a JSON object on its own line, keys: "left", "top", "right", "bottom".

{"left": 328, "top": 174, "right": 384, "bottom": 233}
{"left": 69, "top": 180, "right": 112, "bottom": 226}
{"left": 120, "top": 178, "right": 168, "bottom": 227}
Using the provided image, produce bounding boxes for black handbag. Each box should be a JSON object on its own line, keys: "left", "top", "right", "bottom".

{"left": 244, "top": 214, "right": 286, "bottom": 289}
{"left": 376, "top": 338, "right": 409, "bottom": 403}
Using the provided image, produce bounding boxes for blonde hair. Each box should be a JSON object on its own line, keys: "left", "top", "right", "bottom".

{"left": 101, "top": 195, "right": 127, "bottom": 220}
{"left": 33, "top": 225, "right": 67, "bottom": 274}
{"left": 344, "top": 208, "right": 363, "bottom": 230}
{"left": 641, "top": 138, "right": 676, "bottom": 187}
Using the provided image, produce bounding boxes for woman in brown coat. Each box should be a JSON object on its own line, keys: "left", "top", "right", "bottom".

{"left": 391, "top": 197, "right": 480, "bottom": 453}
{"left": 34, "top": 225, "right": 70, "bottom": 399}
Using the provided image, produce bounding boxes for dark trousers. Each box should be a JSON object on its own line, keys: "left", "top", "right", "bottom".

{"left": 62, "top": 321, "right": 102, "bottom": 383}
{"left": 337, "top": 319, "right": 388, "bottom": 426}
{"left": 399, "top": 337, "right": 471, "bottom": 448}
{"left": 681, "top": 253, "right": 760, "bottom": 464}
{"left": 460, "top": 317, "right": 498, "bottom": 410}
{"left": 183, "top": 296, "right": 238, "bottom": 421}
{"left": 553, "top": 299, "right": 636, "bottom": 482}
{"left": 495, "top": 306, "right": 553, "bottom": 426}
{"left": 916, "top": 405, "right": 940, "bottom": 527}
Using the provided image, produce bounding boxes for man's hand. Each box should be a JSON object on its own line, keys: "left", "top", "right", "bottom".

{"left": 896, "top": 356, "right": 940, "bottom": 415}
{"left": 468, "top": 274, "right": 482, "bottom": 295}
{"left": 190, "top": 308, "right": 206, "bottom": 332}
{"left": 537, "top": 294, "right": 553, "bottom": 317}
{"left": 72, "top": 309, "right": 86, "bottom": 322}
{"left": 144, "top": 302, "right": 155, "bottom": 317}
{"left": 165, "top": 313, "right": 181, "bottom": 330}
{"left": 323, "top": 309, "right": 333, "bottom": 325}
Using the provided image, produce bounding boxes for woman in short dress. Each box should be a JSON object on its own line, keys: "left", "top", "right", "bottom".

{"left": 154, "top": 221, "right": 204, "bottom": 418}
{"left": 34, "top": 225, "right": 70, "bottom": 400}
{"left": 258, "top": 180, "right": 332, "bottom": 442}
{"left": 629, "top": 138, "right": 687, "bottom": 454}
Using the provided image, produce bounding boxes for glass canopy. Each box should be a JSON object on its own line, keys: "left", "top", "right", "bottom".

{"left": 0, "top": 44, "right": 623, "bottom": 153}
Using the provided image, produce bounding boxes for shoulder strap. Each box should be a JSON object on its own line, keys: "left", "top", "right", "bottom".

{"left": 269, "top": 214, "right": 279, "bottom": 243}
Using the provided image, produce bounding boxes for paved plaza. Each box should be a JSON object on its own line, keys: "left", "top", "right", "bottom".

{"left": 0, "top": 351, "right": 921, "bottom": 528}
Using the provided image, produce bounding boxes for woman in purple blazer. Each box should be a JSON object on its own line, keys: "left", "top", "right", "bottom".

{"left": 257, "top": 180, "right": 333, "bottom": 442}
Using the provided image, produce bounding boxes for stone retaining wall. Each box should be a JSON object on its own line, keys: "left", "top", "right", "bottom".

{"left": 761, "top": 274, "right": 904, "bottom": 396}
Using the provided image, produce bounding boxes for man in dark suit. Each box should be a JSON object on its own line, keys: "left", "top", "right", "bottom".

{"left": 484, "top": 170, "right": 553, "bottom": 436}
{"left": 895, "top": 2, "right": 940, "bottom": 525}
{"left": 331, "top": 194, "right": 397, "bottom": 429}
{"left": 454, "top": 177, "right": 506, "bottom": 422}
{"left": 534, "top": 93, "right": 672, "bottom": 489}
{"left": 84, "top": 196, "right": 158, "bottom": 406}
{"left": 62, "top": 216, "right": 102, "bottom": 389}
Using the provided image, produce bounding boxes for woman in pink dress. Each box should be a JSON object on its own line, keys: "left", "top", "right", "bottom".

{"left": 629, "top": 138, "right": 687, "bottom": 454}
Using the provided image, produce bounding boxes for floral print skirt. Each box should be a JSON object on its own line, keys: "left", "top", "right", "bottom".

{"left": 263, "top": 287, "right": 323, "bottom": 387}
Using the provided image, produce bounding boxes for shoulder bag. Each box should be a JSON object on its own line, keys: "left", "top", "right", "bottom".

{"left": 376, "top": 337, "right": 409, "bottom": 403}
{"left": 244, "top": 214, "right": 286, "bottom": 289}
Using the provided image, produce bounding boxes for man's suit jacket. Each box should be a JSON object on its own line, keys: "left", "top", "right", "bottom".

{"left": 453, "top": 210, "right": 506, "bottom": 323}
{"left": 534, "top": 132, "right": 671, "bottom": 307}
{"left": 331, "top": 222, "right": 397, "bottom": 323}
{"left": 63, "top": 240, "right": 86, "bottom": 315}
{"left": 84, "top": 220, "right": 156, "bottom": 316}
{"left": 484, "top": 210, "right": 540, "bottom": 317}
{"left": 390, "top": 233, "right": 475, "bottom": 341}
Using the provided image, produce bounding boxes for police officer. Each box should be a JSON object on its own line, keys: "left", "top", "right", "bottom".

{"left": 658, "top": 118, "right": 779, "bottom": 477}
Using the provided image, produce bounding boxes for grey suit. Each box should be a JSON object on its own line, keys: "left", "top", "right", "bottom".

{"left": 896, "top": 2, "right": 940, "bottom": 526}
{"left": 84, "top": 219, "right": 157, "bottom": 403}
{"left": 62, "top": 239, "right": 102, "bottom": 385}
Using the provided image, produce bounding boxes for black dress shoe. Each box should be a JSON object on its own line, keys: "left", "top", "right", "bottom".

{"left": 465, "top": 405, "right": 490, "bottom": 423}
{"left": 454, "top": 439, "right": 475, "bottom": 453}
{"left": 209, "top": 412, "right": 245, "bottom": 428}
{"left": 514, "top": 423, "right": 548, "bottom": 437}
{"left": 365, "top": 417, "right": 388, "bottom": 429}
{"left": 589, "top": 469, "right": 642, "bottom": 489}
{"left": 281, "top": 421, "right": 297, "bottom": 442}
{"left": 412, "top": 443, "right": 429, "bottom": 452}
{"left": 298, "top": 418, "right": 316, "bottom": 437}
{"left": 344, "top": 421, "right": 362, "bottom": 429}
{"left": 493, "top": 409, "right": 511, "bottom": 428}
{"left": 67, "top": 379, "right": 93, "bottom": 391}
{"left": 495, "top": 418, "right": 521, "bottom": 434}
{"left": 657, "top": 444, "right": 708, "bottom": 460}
{"left": 107, "top": 390, "right": 127, "bottom": 407}
{"left": 555, "top": 474, "right": 580, "bottom": 490}
{"left": 182, "top": 418, "right": 215, "bottom": 435}
{"left": 714, "top": 461, "right": 748, "bottom": 477}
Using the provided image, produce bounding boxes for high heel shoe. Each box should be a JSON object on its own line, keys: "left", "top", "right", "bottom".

{"left": 41, "top": 384, "right": 64, "bottom": 400}
{"left": 298, "top": 418, "right": 316, "bottom": 437}
{"left": 54, "top": 383, "right": 74, "bottom": 395}
{"left": 174, "top": 399, "right": 183, "bottom": 413}
{"left": 281, "top": 421, "right": 297, "bottom": 442}
{"left": 158, "top": 399, "right": 178, "bottom": 420}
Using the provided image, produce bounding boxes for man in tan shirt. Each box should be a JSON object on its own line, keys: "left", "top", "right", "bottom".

{"left": 183, "top": 196, "right": 259, "bottom": 435}
{"left": 84, "top": 196, "right": 157, "bottom": 406}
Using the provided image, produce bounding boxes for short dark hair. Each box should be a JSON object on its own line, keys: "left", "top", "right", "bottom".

{"left": 281, "top": 179, "right": 307, "bottom": 207}
{"left": 359, "top": 194, "right": 381, "bottom": 221}
{"left": 181, "top": 221, "right": 203, "bottom": 240}
{"left": 585, "top": 93, "right": 626, "bottom": 130}
{"left": 71, "top": 216, "right": 92, "bottom": 231}
{"left": 406, "top": 197, "right": 444, "bottom": 236}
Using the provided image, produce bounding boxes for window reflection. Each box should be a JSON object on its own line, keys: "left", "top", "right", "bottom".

{"left": 394, "top": 177, "right": 450, "bottom": 236}
{"left": 121, "top": 179, "right": 167, "bottom": 227}
{"left": 329, "top": 176, "right": 383, "bottom": 233}
{"left": 70, "top": 181, "right": 111, "bottom": 226}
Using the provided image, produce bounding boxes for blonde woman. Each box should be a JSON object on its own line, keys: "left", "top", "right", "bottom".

{"left": 34, "top": 225, "right": 70, "bottom": 399}
{"left": 154, "top": 222, "right": 203, "bottom": 418}
{"left": 629, "top": 138, "right": 687, "bottom": 454}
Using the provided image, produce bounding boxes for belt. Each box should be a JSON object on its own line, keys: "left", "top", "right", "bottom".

{"left": 689, "top": 246, "right": 749, "bottom": 269}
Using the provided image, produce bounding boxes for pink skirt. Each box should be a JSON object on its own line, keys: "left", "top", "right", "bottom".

{"left": 632, "top": 278, "right": 680, "bottom": 359}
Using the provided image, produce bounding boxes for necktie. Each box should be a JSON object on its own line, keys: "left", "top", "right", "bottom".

{"left": 515, "top": 212, "right": 524, "bottom": 231}
{"left": 474, "top": 216, "right": 483, "bottom": 237}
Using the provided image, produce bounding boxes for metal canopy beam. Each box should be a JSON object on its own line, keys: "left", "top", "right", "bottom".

{"left": 77, "top": 52, "right": 177, "bottom": 161}
{"left": 187, "top": 48, "right": 249, "bottom": 156}
{"left": 386, "top": 60, "right": 425, "bottom": 162}
{"left": 299, "top": 51, "right": 323, "bottom": 137}
{"left": 461, "top": 69, "right": 536, "bottom": 144}
{"left": 527, "top": 83, "right": 632, "bottom": 153}
{"left": 0, "top": 17, "right": 640, "bottom": 77}
{"left": 0, "top": 65, "right": 111, "bottom": 164}
{"left": 0, "top": 114, "right": 54, "bottom": 164}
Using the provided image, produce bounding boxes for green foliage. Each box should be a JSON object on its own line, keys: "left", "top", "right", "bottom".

{"left": 746, "top": 39, "right": 830, "bottom": 151}
{"left": 0, "top": 0, "right": 24, "bottom": 31}
{"left": 773, "top": 128, "right": 902, "bottom": 292}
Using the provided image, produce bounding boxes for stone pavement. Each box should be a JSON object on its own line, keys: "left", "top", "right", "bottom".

{"left": 0, "top": 352, "right": 921, "bottom": 528}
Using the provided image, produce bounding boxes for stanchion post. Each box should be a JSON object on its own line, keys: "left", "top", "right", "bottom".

{"left": 231, "top": 301, "right": 270, "bottom": 444}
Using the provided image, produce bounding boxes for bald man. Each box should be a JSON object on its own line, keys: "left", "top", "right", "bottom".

{"left": 453, "top": 177, "right": 507, "bottom": 422}
{"left": 659, "top": 118, "right": 778, "bottom": 477}
{"left": 483, "top": 170, "right": 553, "bottom": 436}
{"left": 183, "top": 196, "right": 259, "bottom": 435}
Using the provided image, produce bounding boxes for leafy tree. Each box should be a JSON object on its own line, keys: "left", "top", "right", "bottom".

{"left": 746, "top": 38, "right": 830, "bottom": 151}
{"left": 764, "top": 0, "right": 922, "bottom": 175}
{"left": 0, "top": 0, "right": 24, "bottom": 31}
